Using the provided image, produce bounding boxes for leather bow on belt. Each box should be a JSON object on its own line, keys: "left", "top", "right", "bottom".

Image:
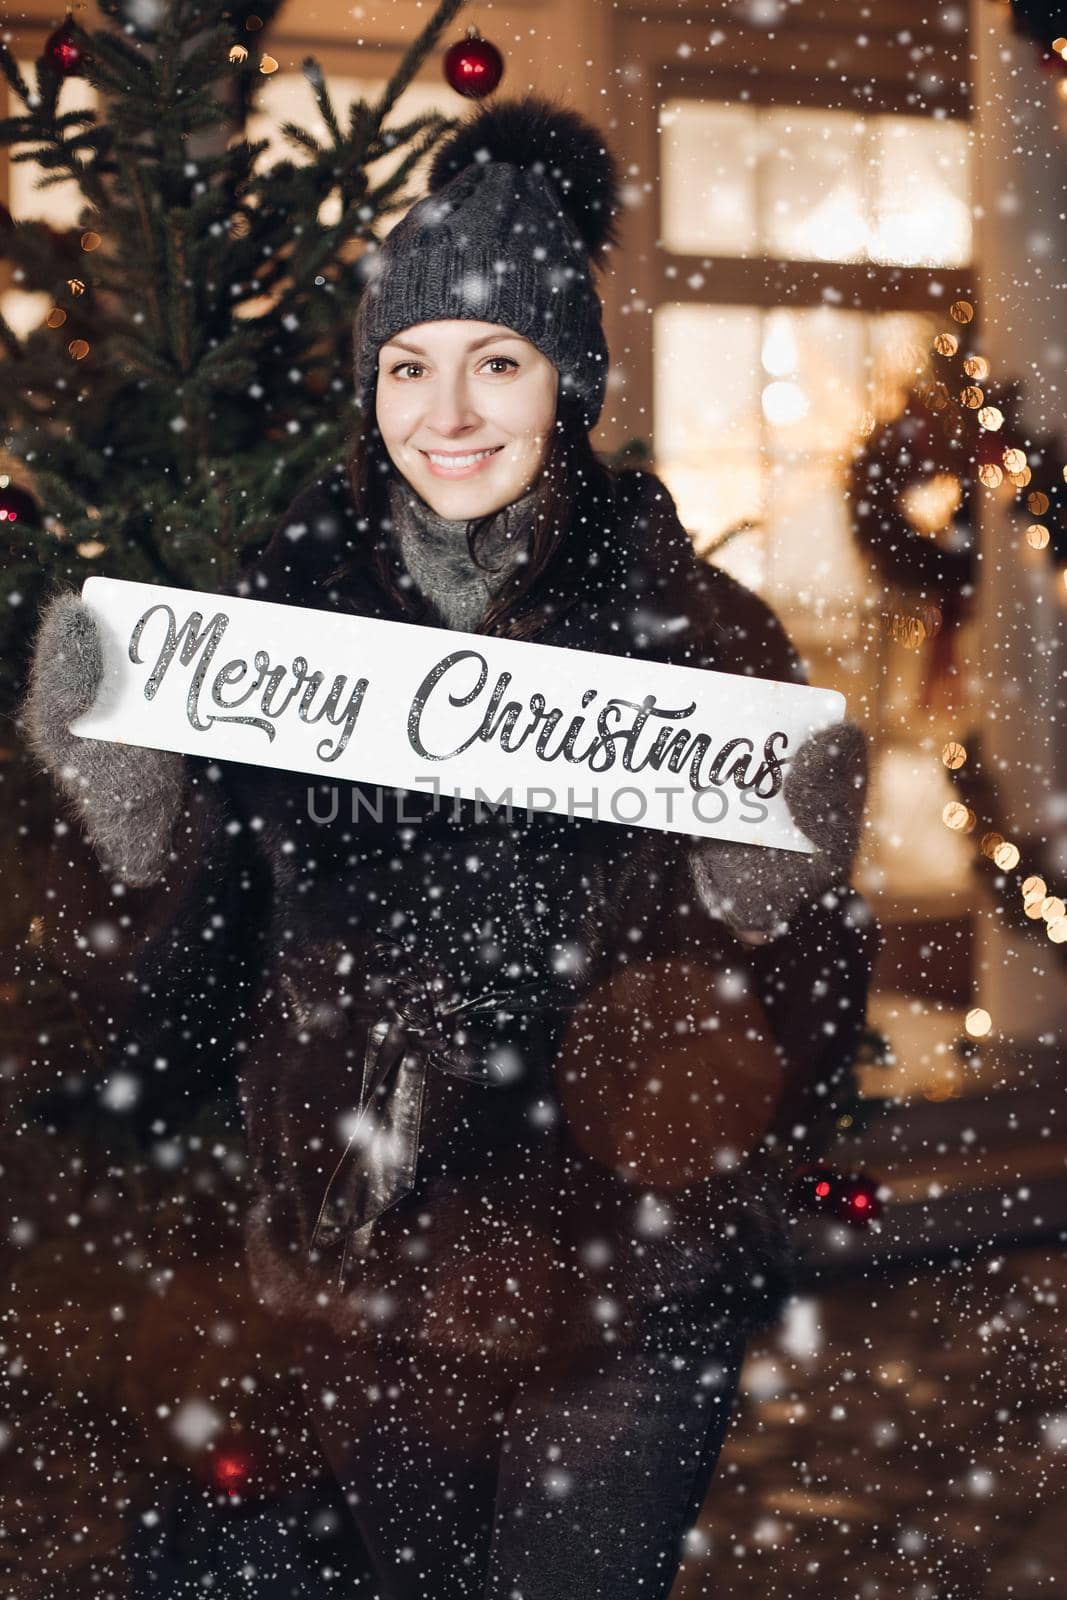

{"left": 308, "top": 957, "right": 571, "bottom": 1288}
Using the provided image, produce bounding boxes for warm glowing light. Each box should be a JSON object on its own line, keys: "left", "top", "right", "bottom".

{"left": 233, "top": 292, "right": 276, "bottom": 320}
{"left": 1027, "top": 491, "right": 1050, "bottom": 516}
{"left": 1022, "top": 875, "right": 1047, "bottom": 898}
{"left": 979, "top": 464, "right": 1004, "bottom": 489}
{"left": 941, "top": 741, "right": 967, "bottom": 770}
{"left": 933, "top": 332, "right": 958, "bottom": 356}
{"left": 871, "top": 118, "right": 972, "bottom": 267}
{"left": 925, "top": 1067, "right": 964, "bottom": 1103}
{"left": 259, "top": 53, "right": 279, "bottom": 74}
{"left": 950, "top": 300, "right": 974, "bottom": 324}
{"left": 1041, "top": 896, "right": 1066, "bottom": 923}
{"left": 963, "top": 355, "right": 990, "bottom": 381}
{"left": 1026, "top": 524, "right": 1050, "bottom": 550}
{"left": 761, "top": 315, "right": 800, "bottom": 377}
{"left": 942, "top": 801, "right": 970, "bottom": 831}
{"left": 978, "top": 406, "right": 1004, "bottom": 431}
{"left": 1048, "top": 919, "right": 1067, "bottom": 944}
{"left": 993, "top": 841, "right": 1021, "bottom": 871}
{"left": 213, "top": 1453, "right": 250, "bottom": 1493}
{"left": 761, "top": 380, "right": 809, "bottom": 426}
{"left": 903, "top": 473, "right": 961, "bottom": 535}
{"left": 890, "top": 613, "right": 928, "bottom": 650}
{"left": 965, "top": 1007, "right": 992, "bottom": 1038}
{"left": 790, "top": 188, "right": 869, "bottom": 263}
{"left": 1002, "top": 448, "right": 1027, "bottom": 474}
{"left": 229, "top": 44, "right": 248, "bottom": 63}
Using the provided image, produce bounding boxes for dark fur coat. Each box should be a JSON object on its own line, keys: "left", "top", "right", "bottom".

{"left": 44, "top": 463, "right": 879, "bottom": 1372}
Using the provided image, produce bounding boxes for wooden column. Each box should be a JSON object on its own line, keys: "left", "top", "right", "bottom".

{"left": 969, "top": 0, "right": 1067, "bottom": 1062}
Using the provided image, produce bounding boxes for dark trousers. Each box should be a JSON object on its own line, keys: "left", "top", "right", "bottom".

{"left": 297, "top": 1306, "right": 747, "bottom": 1600}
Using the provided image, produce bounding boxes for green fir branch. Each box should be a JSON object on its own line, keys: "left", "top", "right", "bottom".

{"left": 301, "top": 58, "right": 342, "bottom": 146}
{"left": 374, "top": 0, "right": 466, "bottom": 115}
{"left": 279, "top": 121, "right": 324, "bottom": 157}
{"left": 172, "top": 29, "right": 235, "bottom": 97}
{"left": 365, "top": 129, "right": 446, "bottom": 214}
{"left": 53, "top": 110, "right": 98, "bottom": 130}
{"left": 78, "top": 30, "right": 155, "bottom": 91}
{"left": 0, "top": 40, "right": 33, "bottom": 103}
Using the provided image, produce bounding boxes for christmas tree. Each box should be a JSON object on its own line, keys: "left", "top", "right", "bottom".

{"left": 0, "top": 0, "right": 476, "bottom": 1235}
{"left": 0, "top": 7, "right": 476, "bottom": 1579}
{"left": 0, "top": 0, "right": 467, "bottom": 711}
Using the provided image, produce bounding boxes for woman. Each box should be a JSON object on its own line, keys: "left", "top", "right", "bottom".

{"left": 23, "top": 94, "right": 876, "bottom": 1599}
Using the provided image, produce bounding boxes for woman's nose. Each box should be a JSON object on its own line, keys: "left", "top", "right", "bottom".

{"left": 425, "top": 376, "right": 480, "bottom": 436}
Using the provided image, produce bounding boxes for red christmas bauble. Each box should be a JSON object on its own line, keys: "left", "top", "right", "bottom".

{"left": 44, "top": 18, "right": 86, "bottom": 77}
{"left": 0, "top": 482, "right": 39, "bottom": 527}
{"left": 444, "top": 32, "right": 504, "bottom": 99}
{"left": 212, "top": 1449, "right": 253, "bottom": 1496}
{"left": 789, "top": 1163, "right": 884, "bottom": 1228}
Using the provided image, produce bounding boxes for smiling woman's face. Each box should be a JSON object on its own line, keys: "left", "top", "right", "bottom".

{"left": 374, "top": 319, "right": 559, "bottom": 519}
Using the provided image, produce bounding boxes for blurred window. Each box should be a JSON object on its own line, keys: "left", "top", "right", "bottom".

{"left": 660, "top": 101, "right": 971, "bottom": 267}
{"left": 655, "top": 98, "right": 971, "bottom": 626}
{"left": 654, "top": 303, "right": 939, "bottom": 609}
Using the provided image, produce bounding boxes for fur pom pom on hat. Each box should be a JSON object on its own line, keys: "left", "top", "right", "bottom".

{"left": 425, "top": 95, "right": 622, "bottom": 264}
{"left": 352, "top": 94, "right": 622, "bottom": 431}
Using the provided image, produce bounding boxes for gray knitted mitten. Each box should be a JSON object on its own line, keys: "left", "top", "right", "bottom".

{"left": 690, "top": 721, "right": 868, "bottom": 936}
{"left": 20, "top": 590, "right": 187, "bottom": 887}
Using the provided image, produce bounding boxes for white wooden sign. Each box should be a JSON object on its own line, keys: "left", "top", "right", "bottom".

{"left": 70, "top": 577, "right": 846, "bottom": 852}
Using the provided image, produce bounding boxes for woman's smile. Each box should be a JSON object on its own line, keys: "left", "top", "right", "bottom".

{"left": 420, "top": 445, "right": 505, "bottom": 479}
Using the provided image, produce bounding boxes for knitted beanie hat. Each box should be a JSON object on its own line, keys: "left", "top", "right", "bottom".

{"left": 352, "top": 95, "right": 622, "bottom": 432}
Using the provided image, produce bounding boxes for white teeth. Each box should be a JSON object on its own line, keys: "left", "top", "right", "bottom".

{"left": 426, "top": 449, "right": 498, "bottom": 469}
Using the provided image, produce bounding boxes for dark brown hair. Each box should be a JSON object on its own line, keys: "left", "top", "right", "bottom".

{"left": 332, "top": 393, "right": 622, "bottom": 641}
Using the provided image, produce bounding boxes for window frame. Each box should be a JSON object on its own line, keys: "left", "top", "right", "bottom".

{"left": 604, "top": 26, "right": 977, "bottom": 446}
{"left": 604, "top": 44, "right": 976, "bottom": 644}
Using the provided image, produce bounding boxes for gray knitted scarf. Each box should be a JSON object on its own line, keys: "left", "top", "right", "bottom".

{"left": 385, "top": 471, "right": 546, "bottom": 632}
